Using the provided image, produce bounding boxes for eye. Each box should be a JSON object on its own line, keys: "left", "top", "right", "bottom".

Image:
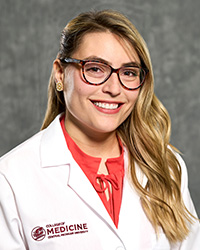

{"left": 121, "top": 67, "right": 140, "bottom": 78}
{"left": 84, "top": 62, "right": 108, "bottom": 78}
{"left": 87, "top": 66, "right": 102, "bottom": 73}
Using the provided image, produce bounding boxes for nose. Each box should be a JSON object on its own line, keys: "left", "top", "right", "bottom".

{"left": 101, "top": 72, "right": 121, "bottom": 96}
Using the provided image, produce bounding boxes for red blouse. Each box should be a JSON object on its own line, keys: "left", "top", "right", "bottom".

{"left": 60, "top": 116, "right": 124, "bottom": 228}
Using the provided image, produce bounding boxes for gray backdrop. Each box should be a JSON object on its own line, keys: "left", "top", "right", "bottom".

{"left": 0, "top": 0, "right": 199, "bottom": 216}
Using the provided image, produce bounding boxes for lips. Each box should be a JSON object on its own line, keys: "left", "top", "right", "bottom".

{"left": 91, "top": 100, "right": 123, "bottom": 114}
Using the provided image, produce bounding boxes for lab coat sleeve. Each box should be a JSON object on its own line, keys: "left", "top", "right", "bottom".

{"left": 0, "top": 173, "right": 27, "bottom": 250}
{"left": 175, "top": 153, "right": 200, "bottom": 249}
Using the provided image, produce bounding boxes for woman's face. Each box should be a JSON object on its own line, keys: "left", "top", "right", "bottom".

{"left": 62, "top": 32, "right": 141, "bottom": 137}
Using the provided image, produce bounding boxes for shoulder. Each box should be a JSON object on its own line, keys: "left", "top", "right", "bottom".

{"left": 169, "top": 147, "right": 199, "bottom": 219}
{"left": 168, "top": 146, "right": 189, "bottom": 193}
{"left": 0, "top": 113, "right": 68, "bottom": 177}
{"left": 0, "top": 130, "right": 44, "bottom": 175}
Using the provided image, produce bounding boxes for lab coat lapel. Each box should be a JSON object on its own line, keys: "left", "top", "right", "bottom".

{"left": 67, "top": 158, "right": 117, "bottom": 231}
{"left": 40, "top": 114, "right": 71, "bottom": 168}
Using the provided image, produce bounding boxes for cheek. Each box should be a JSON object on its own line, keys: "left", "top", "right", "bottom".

{"left": 127, "top": 90, "right": 140, "bottom": 108}
{"left": 123, "top": 91, "right": 140, "bottom": 119}
{"left": 63, "top": 71, "right": 74, "bottom": 105}
{"left": 63, "top": 69, "right": 88, "bottom": 109}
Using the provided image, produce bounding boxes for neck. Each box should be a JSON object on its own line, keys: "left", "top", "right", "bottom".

{"left": 64, "top": 117, "right": 120, "bottom": 159}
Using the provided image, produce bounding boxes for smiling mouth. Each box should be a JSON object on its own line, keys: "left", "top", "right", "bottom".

{"left": 93, "top": 101, "right": 120, "bottom": 110}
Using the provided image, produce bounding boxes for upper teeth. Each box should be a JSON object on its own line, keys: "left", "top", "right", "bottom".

{"left": 94, "top": 102, "right": 119, "bottom": 110}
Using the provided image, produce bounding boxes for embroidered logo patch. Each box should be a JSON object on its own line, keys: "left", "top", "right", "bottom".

{"left": 31, "top": 222, "right": 88, "bottom": 241}
{"left": 31, "top": 226, "right": 46, "bottom": 241}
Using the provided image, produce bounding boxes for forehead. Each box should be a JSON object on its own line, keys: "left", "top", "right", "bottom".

{"left": 72, "top": 31, "right": 140, "bottom": 65}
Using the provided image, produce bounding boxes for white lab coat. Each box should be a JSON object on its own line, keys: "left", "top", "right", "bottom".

{"left": 0, "top": 114, "right": 199, "bottom": 250}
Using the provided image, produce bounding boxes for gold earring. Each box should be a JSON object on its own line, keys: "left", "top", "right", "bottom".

{"left": 56, "top": 82, "right": 63, "bottom": 91}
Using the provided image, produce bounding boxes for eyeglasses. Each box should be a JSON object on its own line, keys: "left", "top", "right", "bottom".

{"left": 59, "top": 58, "right": 149, "bottom": 90}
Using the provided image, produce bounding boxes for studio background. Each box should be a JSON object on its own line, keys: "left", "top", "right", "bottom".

{"left": 0, "top": 0, "right": 199, "bottom": 216}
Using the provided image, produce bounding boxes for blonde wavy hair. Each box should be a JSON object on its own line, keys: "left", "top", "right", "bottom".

{"left": 41, "top": 9, "right": 194, "bottom": 242}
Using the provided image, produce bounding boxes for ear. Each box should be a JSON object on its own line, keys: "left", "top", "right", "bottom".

{"left": 53, "top": 59, "right": 65, "bottom": 83}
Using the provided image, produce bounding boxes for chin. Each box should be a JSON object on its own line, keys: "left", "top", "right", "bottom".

{"left": 90, "top": 124, "right": 119, "bottom": 134}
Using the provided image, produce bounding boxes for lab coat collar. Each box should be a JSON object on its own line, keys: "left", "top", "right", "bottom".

{"left": 40, "top": 114, "right": 74, "bottom": 168}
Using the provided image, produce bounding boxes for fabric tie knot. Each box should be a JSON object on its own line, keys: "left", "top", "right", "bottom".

{"left": 91, "top": 173, "right": 119, "bottom": 193}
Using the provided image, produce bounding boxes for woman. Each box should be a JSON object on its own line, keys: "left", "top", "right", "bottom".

{"left": 0, "top": 9, "right": 199, "bottom": 250}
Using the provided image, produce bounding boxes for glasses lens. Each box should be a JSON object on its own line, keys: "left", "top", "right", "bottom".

{"left": 119, "top": 67, "right": 144, "bottom": 89}
{"left": 83, "top": 61, "right": 111, "bottom": 84}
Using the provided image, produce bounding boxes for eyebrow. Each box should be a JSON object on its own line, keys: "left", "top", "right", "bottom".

{"left": 83, "top": 56, "right": 141, "bottom": 67}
